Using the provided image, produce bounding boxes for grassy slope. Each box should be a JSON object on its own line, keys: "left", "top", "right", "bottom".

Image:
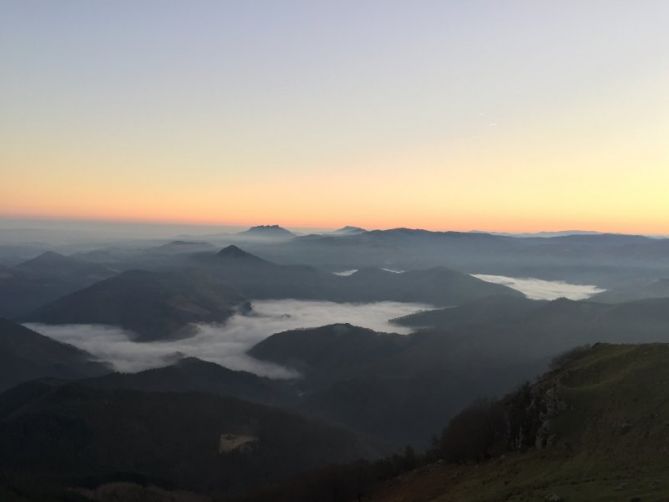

{"left": 373, "top": 344, "right": 669, "bottom": 502}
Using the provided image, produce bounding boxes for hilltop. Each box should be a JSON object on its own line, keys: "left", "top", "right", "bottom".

{"left": 370, "top": 343, "right": 669, "bottom": 501}
{"left": 27, "top": 270, "right": 250, "bottom": 341}
{"left": 240, "top": 343, "right": 669, "bottom": 502}
{"left": 195, "top": 247, "right": 518, "bottom": 307}
{"left": 152, "top": 240, "right": 216, "bottom": 254}
{"left": 331, "top": 226, "right": 367, "bottom": 235}
{"left": 217, "top": 244, "right": 270, "bottom": 263}
{"left": 239, "top": 225, "right": 296, "bottom": 239}
{"left": 0, "top": 251, "right": 115, "bottom": 317}
{"left": 250, "top": 323, "right": 539, "bottom": 446}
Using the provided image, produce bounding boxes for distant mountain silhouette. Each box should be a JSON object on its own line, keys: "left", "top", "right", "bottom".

{"left": 26, "top": 270, "right": 250, "bottom": 341}
{"left": 332, "top": 226, "right": 366, "bottom": 235}
{"left": 0, "top": 318, "right": 108, "bottom": 391}
{"left": 195, "top": 249, "right": 520, "bottom": 306}
{"left": 393, "top": 295, "right": 544, "bottom": 328}
{"left": 240, "top": 225, "right": 295, "bottom": 239}
{"left": 16, "top": 251, "right": 74, "bottom": 271}
{"left": 26, "top": 227, "right": 669, "bottom": 293}
{"left": 396, "top": 295, "right": 669, "bottom": 360}
{"left": 336, "top": 266, "right": 522, "bottom": 305}
{"left": 16, "top": 251, "right": 115, "bottom": 282}
{"left": 152, "top": 240, "right": 216, "bottom": 254}
{"left": 217, "top": 244, "right": 269, "bottom": 264}
{"left": 0, "top": 252, "right": 115, "bottom": 318}
{"left": 252, "top": 228, "right": 669, "bottom": 287}
{"left": 592, "top": 277, "right": 669, "bottom": 303}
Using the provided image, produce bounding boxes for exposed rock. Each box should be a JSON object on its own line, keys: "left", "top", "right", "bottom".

{"left": 506, "top": 378, "right": 567, "bottom": 451}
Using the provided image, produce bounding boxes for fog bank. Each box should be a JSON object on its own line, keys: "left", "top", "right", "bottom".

{"left": 26, "top": 299, "right": 428, "bottom": 377}
{"left": 472, "top": 274, "right": 605, "bottom": 300}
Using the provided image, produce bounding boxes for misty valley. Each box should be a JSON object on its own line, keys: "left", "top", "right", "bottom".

{"left": 25, "top": 299, "right": 429, "bottom": 376}
{"left": 23, "top": 273, "right": 602, "bottom": 376}
{"left": 2, "top": 225, "right": 669, "bottom": 501}
{"left": 5, "top": 2, "right": 669, "bottom": 499}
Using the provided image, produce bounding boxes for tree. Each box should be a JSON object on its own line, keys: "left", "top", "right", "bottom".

{"left": 437, "top": 399, "right": 505, "bottom": 463}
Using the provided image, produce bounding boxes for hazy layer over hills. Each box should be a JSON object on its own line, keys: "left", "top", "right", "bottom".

{"left": 224, "top": 228, "right": 669, "bottom": 289}
{"left": 26, "top": 269, "right": 250, "bottom": 341}
{"left": 592, "top": 277, "right": 669, "bottom": 303}
{"left": 19, "top": 246, "right": 519, "bottom": 349}
{"left": 0, "top": 251, "right": 115, "bottom": 317}
{"left": 238, "top": 225, "right": 296, "bottom": 240}
{"left": 395, "top": 295, "right": 669, "bottom": 358}
{"left": 250, "top": 323, "right": 543, "bottom": 446}
{"left": 6, "top": 225, "right": 668, "bottom": 291}
{"left": 193, "top": 246, "right": 520, "bottom": 306}
{"left": 0, "top": 318, "right": 108, "bottom": 392}
{"left": 2, "top": 223, "right": 669, "bottom": 500}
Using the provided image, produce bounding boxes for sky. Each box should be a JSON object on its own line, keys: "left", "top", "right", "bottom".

{"left": 2, "top": 1, "right": 668, "bottom": 233}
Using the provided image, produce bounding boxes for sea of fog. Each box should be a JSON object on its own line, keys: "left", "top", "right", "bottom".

{"left": 472, "top": 274, "right": 605, "bottom": 300}
{"left": 332, "top": 268, "right": 404, "bottom": 276}
{"left": 26, "top": 299, "right": 430, "bottom": 378}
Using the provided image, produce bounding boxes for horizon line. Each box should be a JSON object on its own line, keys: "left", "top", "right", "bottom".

{"left": 1, "top": 214, "right": 666, "bottom": 238}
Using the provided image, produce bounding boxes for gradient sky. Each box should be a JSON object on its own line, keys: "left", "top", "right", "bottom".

{"left": 2, "top": 1, "right": 668, "bottom": 233}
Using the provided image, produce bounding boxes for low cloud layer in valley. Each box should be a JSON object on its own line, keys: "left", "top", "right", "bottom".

{"left": 332, "top": 269, "right": 358, "bottom": 276}
{"left": 26, "top": 299, "right": 429, "bottom": 378}
{"left": 332, "top": 268, "right": 405, "bottom": 276}
{"left": 472, "top": 274, "right": 605, "bottom": 300}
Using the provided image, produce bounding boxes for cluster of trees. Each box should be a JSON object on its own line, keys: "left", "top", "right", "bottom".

{"left": 236, "top": 377, "right": 553, "bottom": 502}
{"left": 1, "top": 359, "right": 563, "bottom": 502}
{"left": 426, "top": 381, "right": 547, "bottom": 464}
{"left": 427, "top": 399, "right": 506, "bottom": 463}
{"left": 426, "top": 345, "right": 589, "bottom": 466}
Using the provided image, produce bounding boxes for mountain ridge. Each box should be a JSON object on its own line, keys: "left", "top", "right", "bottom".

{"left": 26, "top": 269, "right": 250, "bottom": 341}
{"left": 0, "top": 318, "right": 109, "bottom": 392}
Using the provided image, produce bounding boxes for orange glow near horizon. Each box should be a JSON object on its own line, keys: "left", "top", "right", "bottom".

{"left": 3, "top": 98, "right": 668, "bottom": 235}
{"left": 2, "top": 2, "right": 668, "bottom": 235}
{"left": 2, "top": 213, "right": 668, "bottom": 236}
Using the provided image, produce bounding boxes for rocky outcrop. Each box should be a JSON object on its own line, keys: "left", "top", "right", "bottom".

{"left": 503, "top": 372, "right": 568, "bottom": 452}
